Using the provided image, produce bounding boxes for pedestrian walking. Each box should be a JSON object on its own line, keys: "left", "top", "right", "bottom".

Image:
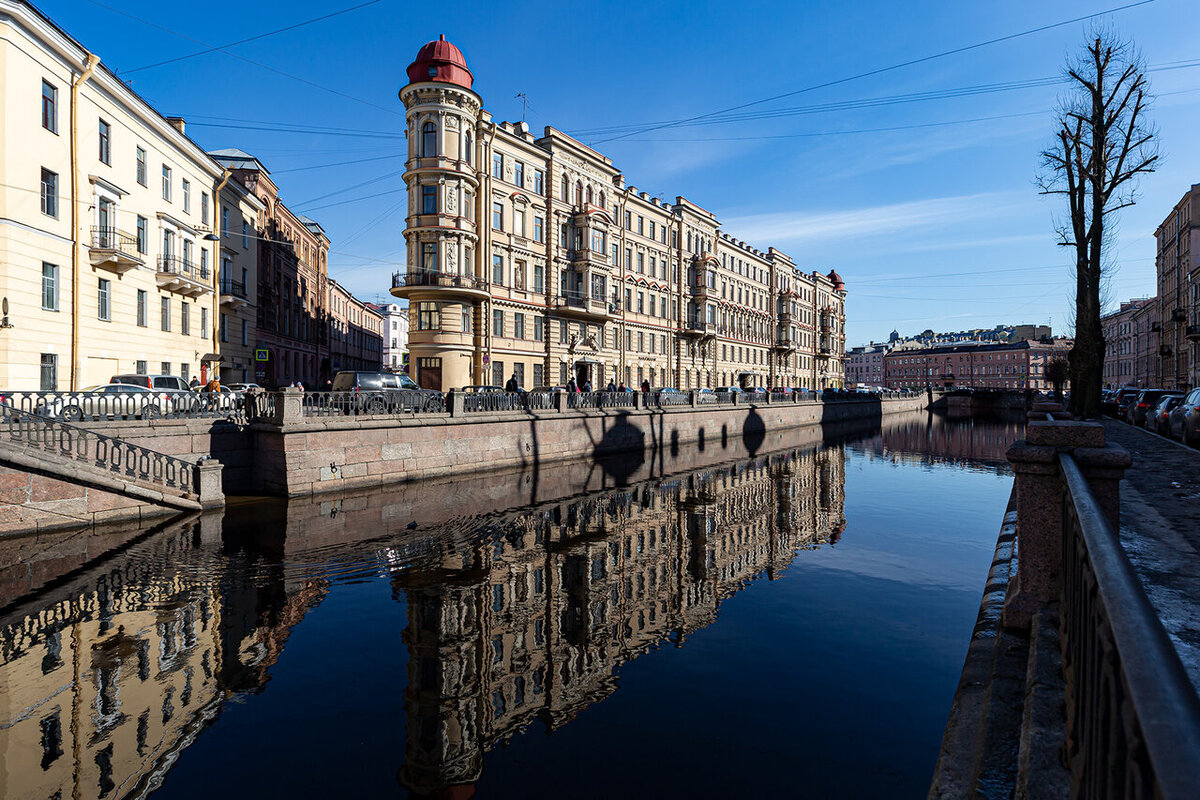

{"left": 606, "top": 380, "right": 616, "bottom": 393}
{"left": 582, "top": 379, "right": 593, "bottom": 393}
{"left": 505, "top": 373, "right": 519, "bottom": 393}
{"left": 189, "top": 376, "right": 200, "bottom": 389}
{"left": 641, "top": 379, "right": 650, "bottom": 393}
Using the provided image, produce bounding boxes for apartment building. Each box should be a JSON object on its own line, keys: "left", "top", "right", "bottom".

{"left": 328, "top": 278, "right": 384, "bottom": 375}
{"left": 1101, "top": 297, "right": 1155, "bottom": 388}
{"left": 210, "top": 149, "right": 330, "bottom": 388}
{"left": 845, "top": 344, "right": 888, "bottom": 388}
{"left": 883, "top": 340, "right": 1071, "bottom": 391}
{"left": 1155, "top": 182, "right": 1200, "bottom": 391}
{"left": 0, "top": 1, "right": 226, "bottom": 390}
{"left": 215, "top": 168, "right": 265, "bottom": 384}
{"left": 372, "top": 302, "right": 409, "bottom": 371}
{"left": 391, "top": 36, "right": 846, "bottom": 392}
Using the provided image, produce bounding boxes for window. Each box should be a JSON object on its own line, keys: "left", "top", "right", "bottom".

{"left": 136, "top": 147, "right": 147, "bottom": 186}
{"left": 201, "top": 307, "right": 208, "bottom": 337}
{"left": 221, "top": 207, "right": 229, "bottom": 235}
{"left": 462, "top": 311, "right": 472, "bottom": 333}
{"left": 534, "top": 169, "right": 544, "bottom": 194}
{"left": 161, "top": 362, "right": 171, "bottom": 375}
{"left": 624, "top": 211, "right": 631, "bottom": 229}
{"left": 533, "top": 215, "right": 544, "bottom": 243}
{"left": 492, "top": 309, "right": 504, "bottom": 337}
{"left": 181, "top": 301, "right": 190, "bottom": 335}
{"left": 493, "top": 153, "right": 503, "bottom": 179}
{"left": 533, "top": 263, "right": 544, "bottom": 292}
{"left": 41, "top": 81, "right": 58, "bottom": 133}
{"left": 513, "top": 207, "right": 525, "bottom": 237}
{"left": 42, "top": 263, "right": 58, "bottom": 310}
{"left": 421, "top": 184, "right": 436, "bottom": 214}
{"left": 492, "top": 362, "right": 504, "bottom": 387}
{"left": 463, "top": 129, "right": 473, "bottom": 164}
{"left": 220, "top": 312, "right": 228, "bottom": 342}
{"left": 162, "top": 165, "right": 172, "bottom": 201}
{"left": 180, "top": 363, "right": 189, "bottom": 382}
{"left": 161, "top": 297, "right": 170, "bottom": 331}
{"left": 637, "top": 216, "right": 644, "bottom": 235}
{"left": 417, "top": 301, "right": 440, "bottom": 330}
{"left": 492, "top": 201, "right": 503, "bottom": 230}
{"left": 421, "top": 242, "right": 437, "bottom": 271}
{"left": 136, "top": 290, "right": 147, "bottom": 327}
{"left": 421, "top": 121, "right": 437, "bottom": 157}
{"left": 136, "top": 360, "right": 147, "bottom": 375}
{"left": 182, "top": 179, "right": 191, "bottom": 213}
{"left": 534, "top": 316, "right": 545, "bottom": 341}
{"left": 40, "top": 354, "right": 57, "bottom": 390}
{"left": 514, "top": 313, "right": 526, "bottom": 339}
{"left": 533, "top": 363, "right": 544, "bottom": 387}
{"left": 98, "top": 119, "right": 111, "bottom": 164}
{"left": 136, "top": 216, "right": 148, "bottom": 253}
{"left": 201, "top": 192, "right": 209, "bottom": 225}
{"left": 513, "top": 161, "right": 524, "bottom": 187}
{"left": 97, "top": 279, "right": 111, "bottom": 321}
{"left": 241, "top": 319, "right": 249, "bottom": 346}
{"left": 242, "top": 222, "right": 249, "bottom": 249}
{"left": 40, "top": 169, "right": 58, "bottom": 217}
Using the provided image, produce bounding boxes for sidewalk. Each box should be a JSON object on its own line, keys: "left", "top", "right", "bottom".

{"left": 1102, "top": 420, "right": 1200, "bottom": 693}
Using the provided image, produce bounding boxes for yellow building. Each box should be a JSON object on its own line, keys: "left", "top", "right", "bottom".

{"left": 392, "top": 36, "right": 847, "bottom": 392}
{"left": 0, "top": 1, "right": 233, "bottom": 389}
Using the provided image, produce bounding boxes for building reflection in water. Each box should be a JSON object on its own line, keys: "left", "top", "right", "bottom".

{"left": 0, "top": 410, "right": 1019, "bottom": 799}
{"left": 853, "top": 411, "right": 1024, "bottom": 473}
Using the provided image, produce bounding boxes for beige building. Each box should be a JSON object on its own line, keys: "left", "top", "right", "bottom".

{"left": 1155, "top": 182, "right": 1199, "bottom": 390}
{"left": 328, "top": 278, "right": 383, "bottom": 374}
{"left": 392, "top": 37, "right": 846, "bottom": 392}
{"left": 215, "top": 170, "right": 264, "bottom": 384}
{"left": 0, "top": 1, "right": 231, "bottom": 390}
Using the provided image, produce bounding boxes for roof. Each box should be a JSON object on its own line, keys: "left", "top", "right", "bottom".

{"left": 406, "top": 34, "right": 473, "bottom": 89}
{"left": 209, "top": 148, "right": 269, "bottom": 174}
{"left": 296, "top": 215, "right": 326, "bottom": 236}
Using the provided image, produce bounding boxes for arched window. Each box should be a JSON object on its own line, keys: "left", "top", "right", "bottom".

{"left": 463, "top": 129, "right": 473, "bottom": 164}
{"left": 575, "top": 181, "right": 583, "bottom": 205}
{"left": 421, "top": 122, "right": 437, "bottom": 157}
{"left": 598, "top": 190, "right": 606, "bottom": 208}
{"left": 585, "top": 185, "right": 593, "bottom": 205}
{"left": 560, "top": 174, "right": 569, "bottom": 201}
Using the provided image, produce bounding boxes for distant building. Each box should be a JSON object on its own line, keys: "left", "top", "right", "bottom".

{"left": 1154, "top": 182, "right": 1199, "bottom": 390}
{"left": 845, "top": 344, "right": 887, "bottom": 388}
{"left": 328, "top": 279, "right": 384, "bottom": 375}
{"left": 372, "top": 303, "right": 409, "bottom": 371}
{"left": 1102, "top": 298, "right": 1155, "bottom": 388}
{"left": 1131, "top": 300, "right": 1161, "bottom": 389}
{"left": 883, "top": 339, "right": 1071, "bottom": 391}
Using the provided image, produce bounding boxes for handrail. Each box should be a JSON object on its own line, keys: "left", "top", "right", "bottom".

{"left": 1059, "top": 452, "right": 1200, "bottom": 799}
{"left": 0, "top": 405, "right": 198, "bottom": 496}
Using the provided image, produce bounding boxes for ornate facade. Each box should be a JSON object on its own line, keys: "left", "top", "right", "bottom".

{"left": 392, "top": 36, "right": 846, "bottom": 392}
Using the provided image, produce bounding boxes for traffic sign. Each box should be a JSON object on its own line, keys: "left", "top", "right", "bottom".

{"left": 254, "top": 348, "right": 269, "bottom": 362}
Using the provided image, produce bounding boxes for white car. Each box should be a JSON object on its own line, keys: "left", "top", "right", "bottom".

{"left": 35, "top": 384, "right": 173, "bottom": 421}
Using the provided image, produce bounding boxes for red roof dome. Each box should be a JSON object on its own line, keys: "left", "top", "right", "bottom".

{"left": 827, "top": 270, "right": 845, "bottom": 290}
{"left": 406, "top": 34, "right": 473, "bottom": 89}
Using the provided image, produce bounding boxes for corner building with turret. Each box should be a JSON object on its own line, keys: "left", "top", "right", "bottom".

{"left": 393, "top": 36, "right": 847, "bottom": 392}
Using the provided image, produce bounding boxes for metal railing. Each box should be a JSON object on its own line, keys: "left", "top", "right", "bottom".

{"left": 1059, "top": 453, "right": 1200, "bottom": 799}
{"left": 0, "top": 390, "right": 246, "bottom": 423}
{"left": 157, "top": 255, "right": 210, "bottom": 282}
{"left": 90, "top": 226, "right": 141, "bottom": 257}
{"left": 0, "top": 406, "right": 196, "bottom": 495}
{"left": 652, "top": 391, "right": 690, "bottom": 407}
{"left": 463, "top": 392, "right": 524, "bottom": 413}
{"left": 392, "top": 271, "right": 488, "bottom": 292}
{"left": 219, "top": 278, "right": 247, "bottom": 299}
{"left": 300, "top": 390, "right": 444, "bottom": 416}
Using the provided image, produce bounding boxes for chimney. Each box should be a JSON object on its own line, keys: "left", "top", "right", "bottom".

{"left": 166, "top": 116, "right": 185, "bottom": 135}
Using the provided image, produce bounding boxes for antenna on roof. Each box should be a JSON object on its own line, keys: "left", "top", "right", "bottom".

{"left": 514, "top": 92, "right": 530, "bottom": 122}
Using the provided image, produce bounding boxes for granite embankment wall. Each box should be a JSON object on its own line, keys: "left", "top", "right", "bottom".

{"left": 0, "top": 464, "right": 185, "bottom": 535}
{"left": 255, "top": 395, "right": 926, "bottom": 497}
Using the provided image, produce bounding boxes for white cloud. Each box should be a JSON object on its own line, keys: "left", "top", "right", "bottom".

{"left": 723, "top": 192, "right": 1023, "bottom": 246}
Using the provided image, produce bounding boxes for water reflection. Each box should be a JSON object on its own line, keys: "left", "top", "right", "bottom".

{"left": 0, "top": 410, "right": 1021, "bottom": 799}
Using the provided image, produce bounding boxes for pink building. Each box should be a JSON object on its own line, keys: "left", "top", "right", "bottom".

{"left": 845, "top": 345, "right": 887, "bottom": 388}
{"left": 883, "top": 340, "right": 1071, "bottom": 391}
{"left": 1102, "top": 298, "right": 1155, "bottom": 388}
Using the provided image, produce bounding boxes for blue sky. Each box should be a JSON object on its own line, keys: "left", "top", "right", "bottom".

{"left": 47, "top": 0, "right": 1200, "bottom": 346}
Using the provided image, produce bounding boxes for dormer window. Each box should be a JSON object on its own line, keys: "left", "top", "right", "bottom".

{"left": 427, "top": 66, "right": 437, "bottom": 78}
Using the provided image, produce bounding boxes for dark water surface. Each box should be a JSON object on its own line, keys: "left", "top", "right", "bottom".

{"left": 0, "top": 411, "right": 1022, "bottom": 799}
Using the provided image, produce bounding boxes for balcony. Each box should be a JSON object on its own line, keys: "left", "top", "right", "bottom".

{"left": 1187, "top": 324, "right": 1200, "bottom": 341}
{"left": 390, "top": 270, "right": 489, "bottom": 302}
{"left": 553, "top": 293, "right": 619, "bottom": 323}
{"left": 1172, "top": 308, "right": 1187, "bottom": 322}
{"left": 682, "top": 320, "right": 717, "bottom": 339}
{"left": 219, "top": 278, "right": 248, "bottom": 309}
{"left": 156, "top": 255, "right": 211, "bottom": 298}
{"left": 568, "top": 247, "right": 611, "bottom": 269}
{"left": 772, "top": 332, "right": 796, "bottom": 352}
{"left": 690, "top": 282, "right": 717, "bottom": 301}
{"left": 88, "top": 227, "right": 144, "bottom": 273}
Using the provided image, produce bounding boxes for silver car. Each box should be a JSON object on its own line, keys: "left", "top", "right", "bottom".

{"left": 35, "top": 384, "right": 170, "bottom": 421}
{"left": 1145, "top": 393, "right": 1184, "bottom": 435}
{"left": 1168, "top": 388, "right": 1200, "bottom": 444}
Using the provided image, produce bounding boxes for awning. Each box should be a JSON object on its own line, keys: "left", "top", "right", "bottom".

{"left": 201, "top": 353, "right": 223, "bottom": 362}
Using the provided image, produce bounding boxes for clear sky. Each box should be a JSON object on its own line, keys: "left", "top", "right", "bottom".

{"left": 44, "top": 0, "right": 1200, "bottom": 347}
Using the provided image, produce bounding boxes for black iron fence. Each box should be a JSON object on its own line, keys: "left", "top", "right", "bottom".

{"left": 1059, "top": 453, "right": 1200, "bottom": 799}
{"left": 0, "top": 389, "right": 244, "bottom": 423}
{"left": 90, "top": 226, "right": 140, "bottom": 257}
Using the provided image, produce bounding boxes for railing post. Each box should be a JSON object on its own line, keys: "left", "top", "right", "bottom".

{"left": 194, "top": 457, "right": 224, "bottom": 508}
{"left": 1003, "top": 419, "right": 1123, "bottom": 631}
{"left": 273, "top": 388, "right": 304, "bottom": 426}
{"left": 447, "top": 389, "right": 466, "bottom": 417}
{"left": 689, "top": 390, "right": 698, "bottom": 408}
{"left": 553, "top": 391, "right": 567, "bottom": 412}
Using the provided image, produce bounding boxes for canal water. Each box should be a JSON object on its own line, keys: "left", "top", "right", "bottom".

{"left": 0, "top": 410, "right": 1022, "bottom": 799}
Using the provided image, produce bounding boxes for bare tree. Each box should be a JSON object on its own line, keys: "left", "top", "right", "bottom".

{"left": 1045, "top": 357, "right": 1071, "bottom": 403}
{"left": 1037, "top": 30, "right": 1158, "bottom": 418}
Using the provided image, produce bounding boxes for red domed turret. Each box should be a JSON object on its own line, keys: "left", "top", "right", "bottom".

{"left": 827, "top": 270, "right": 845, "bottom": 291}
{"left": 406, "top": 34, "right": 473, "bottom": 89}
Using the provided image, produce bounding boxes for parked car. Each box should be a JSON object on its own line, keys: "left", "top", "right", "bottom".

{"left": 195, "top": 385, "right": 238, "bottom": 410}
{"left": 110, "top": 373, "right": 201, "bottom": 412}
{"left": 34, "top": 384, "right": 170, "bottom": 421}
{"left": 1114, "top": 387, "right": 1141, "bottom": 419}
{"left": 460, "top": 385, "right": 506, "bottom": 393}
{"left": 224, "top": 382, "right": 261, "bottom": 394}
{"left": 1127, "top": 389, "right": 1175, "bottom": 427}
{"left": 1146, "top": 394, "right": 1184, "bottom": 435}
{"left": 329, "top": 370, "right": 444, "bottom": 413}
{"left": 714, "top": 386, "right": 742, "bottom": 394}
{"left": 1168, "top": 387, "right": 1200, "bottom": 444}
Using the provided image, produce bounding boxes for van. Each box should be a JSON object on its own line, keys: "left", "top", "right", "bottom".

{"left": 329, "top": 371, "right": 444, "bottom": 414}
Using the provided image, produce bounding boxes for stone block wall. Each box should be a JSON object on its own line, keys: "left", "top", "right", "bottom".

{"left": 0, "top": 464, "right": 182, "bottom": 536}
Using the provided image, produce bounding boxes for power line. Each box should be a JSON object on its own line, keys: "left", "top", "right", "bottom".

{"left": 291, "top": 170, "right": 405, "bottom": 208}
{"left": 298, "top": 188, "right": 405, "bottom": 213}
{"left": 120, "top": 1, "right": 383, "bottom": 74}
{"left": 592, "top": 1, "right": 1158, "bottom": 144}
{"left": 274, "top": 153, "right": 403, "bottom": 173}
{"left": 85, "top": 0, "right": 401, "bottom": 116}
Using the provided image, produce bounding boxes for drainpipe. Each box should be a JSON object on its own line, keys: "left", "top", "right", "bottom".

{"left": 69, "top": 52, "right": 101, "bottom": 390}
